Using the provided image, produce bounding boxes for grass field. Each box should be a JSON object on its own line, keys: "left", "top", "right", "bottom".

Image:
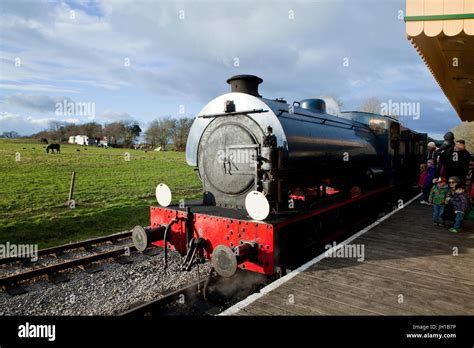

{"left": 0, "top": 138, "right": 201, "bottom": 248}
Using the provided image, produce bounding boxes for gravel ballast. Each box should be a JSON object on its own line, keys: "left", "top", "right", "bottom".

{"left": 0, "top": 249, "right": 211, "bottom": 315}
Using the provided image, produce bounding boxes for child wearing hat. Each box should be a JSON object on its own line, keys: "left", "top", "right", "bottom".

{"left": 429, "top": 177, "right": 450, "bottom": 226}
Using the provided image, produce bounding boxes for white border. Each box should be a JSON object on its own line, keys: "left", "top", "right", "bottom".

{"left": 219, "top": 193, "right": 422, "bottom": 315}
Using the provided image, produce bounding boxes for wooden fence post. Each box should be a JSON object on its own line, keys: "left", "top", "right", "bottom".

{"left": 68, "top": 171, "right": 76, "bottom": 207}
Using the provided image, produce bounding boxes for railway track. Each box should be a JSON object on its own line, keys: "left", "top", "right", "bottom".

{"left": 121, "top": 269, "right": 269, "bottom": 316}
{"left": 0, "top": 230, "right": 132, "bottom": 266}
{"left": 0, "top": 231, "right": 147, "bottom": 295}
{"left": 121, "top": 280, "right": 209, "bottom": 316}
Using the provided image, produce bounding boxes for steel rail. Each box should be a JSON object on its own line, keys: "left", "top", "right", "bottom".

{"left": 0, "top": 245, "right": 136, "bottom": 288}
{"left": 0, "top": 231, "right": 132, "bottom": 266}
{"left": 120, "top": 280, "right": 206, "bottom": 316}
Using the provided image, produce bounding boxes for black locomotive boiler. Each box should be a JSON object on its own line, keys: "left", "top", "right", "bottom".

{"left": 132, "top": 75, "right": 427, "bottom": 277}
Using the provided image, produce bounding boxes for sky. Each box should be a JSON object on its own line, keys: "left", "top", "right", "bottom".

{"left": 0, "top": 0, "right": 462, "bottom": 139}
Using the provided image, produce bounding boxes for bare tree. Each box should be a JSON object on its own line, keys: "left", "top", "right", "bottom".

{"left": 170, "top": 117, "right": 193, "bottom": 151}
{"left": 145, "top": 117, "right": 174, "bottom": 150}
{"left": 81, "top": 122, "right": 103, "bottom": 139}
{"left": 124, "top": 122, "right": 142, "bottom": 147}
{"left": 103, "top": 122, "right": 127, "bottom": 147}
{"left": 49, "top": 121, "right": 70, "bottom": 142}
{"left": 360, "top": 98, "right": 381, "bottom": 114}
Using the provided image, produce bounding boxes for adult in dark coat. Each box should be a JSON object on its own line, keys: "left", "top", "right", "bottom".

{"left": 434, "top": 132, "right": 455, "bottom": 178}
{"left": 451, "top": 140, "right": 471, "bottom": 186}
{"left": 427, "top": 141, "right": 438, "bottom": 163}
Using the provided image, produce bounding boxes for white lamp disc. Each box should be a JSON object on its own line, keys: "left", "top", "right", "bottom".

{"left": 245, "top": 191, "right": 270, "bottom": 221}
{"left": 155, "top": 183, "right": 172, "bottom": 207}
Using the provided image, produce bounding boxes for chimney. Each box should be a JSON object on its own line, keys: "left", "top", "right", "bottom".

{"left": 226, "top": 75, "right": 263, "bottom": 97}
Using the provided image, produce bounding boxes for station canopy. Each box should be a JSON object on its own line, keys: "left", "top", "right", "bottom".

{"left": 406, "top": 0, "right": 474, "bottom": 121}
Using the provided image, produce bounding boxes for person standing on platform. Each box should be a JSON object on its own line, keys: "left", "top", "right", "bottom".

{"left": 444, "top": 176, "right": 461, "bottom": 221}
{"left": 434, "top": 132, "right": 455, "bottom": 178}
{"left": 448, "top": 184, "right": 470, "bottom": 233}
{"left": 466, "top": 156, "right": 474, "bottom": 200}
{"left": 427, "top": 141, "right": 438, "bottom": 163}
{"left": 429, "top": 177, "right": 450, "bottom": 226}
{"left": 420, "top": 160, "right": 436, "bottom": 204}
{"left": 418, "top": 163, "right": 428, "bottom": 192}
{"left": 450, "top": 140, "right": 471, "bottom": 186}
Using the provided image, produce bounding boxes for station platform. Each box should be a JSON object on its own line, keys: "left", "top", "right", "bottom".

{"left": 221, "top": 194, "right": 474, "bottom": 315}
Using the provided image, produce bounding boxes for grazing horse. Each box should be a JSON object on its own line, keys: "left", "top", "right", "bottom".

{"left": 46, "top": 144, "right": 60, "bottom": 154}
{"left": 40, "top": 138, "right": 48, "bottom": 144}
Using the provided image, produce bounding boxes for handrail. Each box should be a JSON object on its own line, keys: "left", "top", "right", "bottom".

{"left": 198, "top": 109, "right": 269, "bottom": 119}
{"left": 277, "top": 109, "right": 372, "bottom": 132}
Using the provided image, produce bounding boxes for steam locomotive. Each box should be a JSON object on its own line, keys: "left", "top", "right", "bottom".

{"left": 132, "top": 75, "right": 427, "bottom": 277}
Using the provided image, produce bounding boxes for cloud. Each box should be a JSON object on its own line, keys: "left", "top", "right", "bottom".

{"left": 99, "top": 109, "right": 134, "bottom": 122}
{"left": 4, "top": 94, "right": 73, "bottom": 112}
{"left": 0, "top": 112, "right": 39, "bottom": 135}
{"left": 0, "top": 111, "right": 20, "bottom": 121}
{"left": 0, "top": 0, "right": 463, "bottom": 137}
{"left": 24, "top": 116, "right": 79, "bottom": 125}
{"left": 0, "top": 1, "right": 377, "bottom": 99}
{"left": 26, "top": 116, "right": 60, "bottom": 125}
{"left": 0, "top": 82, "right": 78, "bottom": 93}
{"left": 0, "top": 112, "right": 83, "bottom": 136}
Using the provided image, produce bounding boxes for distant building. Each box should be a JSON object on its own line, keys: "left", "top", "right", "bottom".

{"left": 75, "top": 135, "right": 89, "bottom": 146}
{"left": 69, "top": 135, "right": 96, "bottom": 146}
